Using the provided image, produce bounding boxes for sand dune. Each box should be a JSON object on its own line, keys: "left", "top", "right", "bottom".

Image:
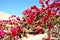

{"left": 0, "top": 11, "right": 11, "bottom": 20}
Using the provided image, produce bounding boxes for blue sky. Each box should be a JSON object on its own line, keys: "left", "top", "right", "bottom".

{"left": 0, "top": 0, "right": 53, "bottom": 18}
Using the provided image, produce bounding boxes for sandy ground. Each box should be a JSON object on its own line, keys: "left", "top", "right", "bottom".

{"left": 22, "top": 33, "right": 48, "bottom": 40}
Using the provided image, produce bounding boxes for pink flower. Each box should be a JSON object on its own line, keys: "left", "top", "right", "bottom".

{"left": 36, "top": 11, "right": 41, "bottom": 16}
{"left": 46, "top": 35, "right": 50, "bottom": 40}
{"left": 0, "top": 20, "right": 2, "bottom": 23}
{"left": 37, "top": 27, "right": 42, "bottom": 34}
{"left": 23, "top": 9, "right": 30, "bottom": 15}
{"left": 48, "top": 3, "right": 54, "bottom": 8}
{"left": 3, "top": 20, "right": 9, "bottom": 22}
{"left": 51, "top": 10, "right": 56, "bottom": 16}
{"left": 39, "top": 0, "right": 44, "bottom": 5}
{"left": 0, "top": 24, "right": 2, "bottom": 28}
{"left": 0, "top": 30, "right": 5, "bottom": 38}
{"left": 27, "top": 17, "right": 32, "bottom": 24}
{"left": 55, "top": 1, "right": 60, "bottom": 5}
{"left": 31, "top": 6, "right": 37, "bottom": 9}
{"left": 10, "top": 28, "right": 17, "bottom": 37}
{"left": 41, "top": 8, "right": 46, "bottom": 12}
{"left": 48, "top": 22, "right": 54, "bottom": 29}
{"left": 38, "top": 21, "right": 42, "bottom": 26}
{"left": 16, "top": 17, "right": 20, "bottom": 21}
{"left": 43, "top": 16, "right": 48, "bottom": 23}
{"left": 50, "top": 16, "right": 55, "bottom": 20}
{"left": 30, "top": 12, "right": 35, "bottom": 17}
{"left": 17, "top": 27, "right": 23, "bottom": 34}
{"left": 56, "top": 10, "right": 60, "bottom": 15}
{"left": 30, "top": 16, "right": 34, "bottom": 21}
{"left": 35, "top": 8, "right": 40, "bottom": 11}
{"left": 48, "top": 10, "right": 51, "bottom": 16}
{"left": 58, "top": 7, "right": 60, "bottom": 10}
{"left": 8, "top": 21, "right": 13, "bottom": 25}
{"left": 45, "top": 7, "right": 49, "bottom": 10}
{"left": 45, "top": 0, "right": 50, "bottom": 5}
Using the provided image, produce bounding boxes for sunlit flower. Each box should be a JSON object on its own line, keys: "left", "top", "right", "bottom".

{"left": 3, "top": 20, "right": 9, "bottom": 22}
{"left": 43, "top": 16, "right": 48, "bottom": 23}
{"left": 46, "top": 35, "right": 50, "bottom": 40}
{"left": 27, "top": 17, "right": 32, "bottom": 24}
{"left": 48, "top": 22, "right": 54, "bottom": 29}
{"left": 16, "top": 17, "right": 20, "bottom": 21}
{"left": 10, "top": 28, "right": 17, "bottom": 37}
{"left": 23, "top": 9, "right": 30, "bottom": 15}
{"left": 8, "top": 21, "right": 13, "bottom": 25}
{"left": 0, "top": 20, "right": 2, "bottom": 23}
{"left": 45, "top": 0, "right": 50, "bottom": 5}
{"left": 39, "top": 0, "right": 44, "bottom": 5}
{"left": 30, "top": 12, "right": 35, "bottom": 17}
{"left": 0, "top": 24, "right": 2, "bottom": 29}
{"left": 48, "top": 10, "right": 51, "bottom": 16}
{"left": 0, "top": 30, "right": 5, "bottom": 38}
{"left": 37, "top": 27, "right": 43, "bottom": 34}
{"left": 31, "top": 6, "right": 37, "bottom": 10}
{"left": 38, "top": 21, "right": 42, "bottom": 26}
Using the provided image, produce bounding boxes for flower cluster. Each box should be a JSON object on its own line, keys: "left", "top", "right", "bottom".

{"left": 23, "top": 0, "right": 60, "bottom": 30}
{"left": 0, "top": 15, "right": 23, "bottom": 40}
{"left": 22, "top": 0, "right": 60, "bottom": 39}
{"left": 0, "top": 0, "right": 60, "bottom": 40}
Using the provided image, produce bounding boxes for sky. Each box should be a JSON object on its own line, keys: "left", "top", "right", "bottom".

{"left": 0, "top": 0, "right": 53, "bottom": 18}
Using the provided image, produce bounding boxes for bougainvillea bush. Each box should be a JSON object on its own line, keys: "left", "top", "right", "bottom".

{"left": 0, "top": 0, "right": 60, "bottom": 40}
{"left": 22, "top": 0, "right": 60, "bottom": 40}
{"left": 0, "top": 15, "right": 23, "bottom": 40}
